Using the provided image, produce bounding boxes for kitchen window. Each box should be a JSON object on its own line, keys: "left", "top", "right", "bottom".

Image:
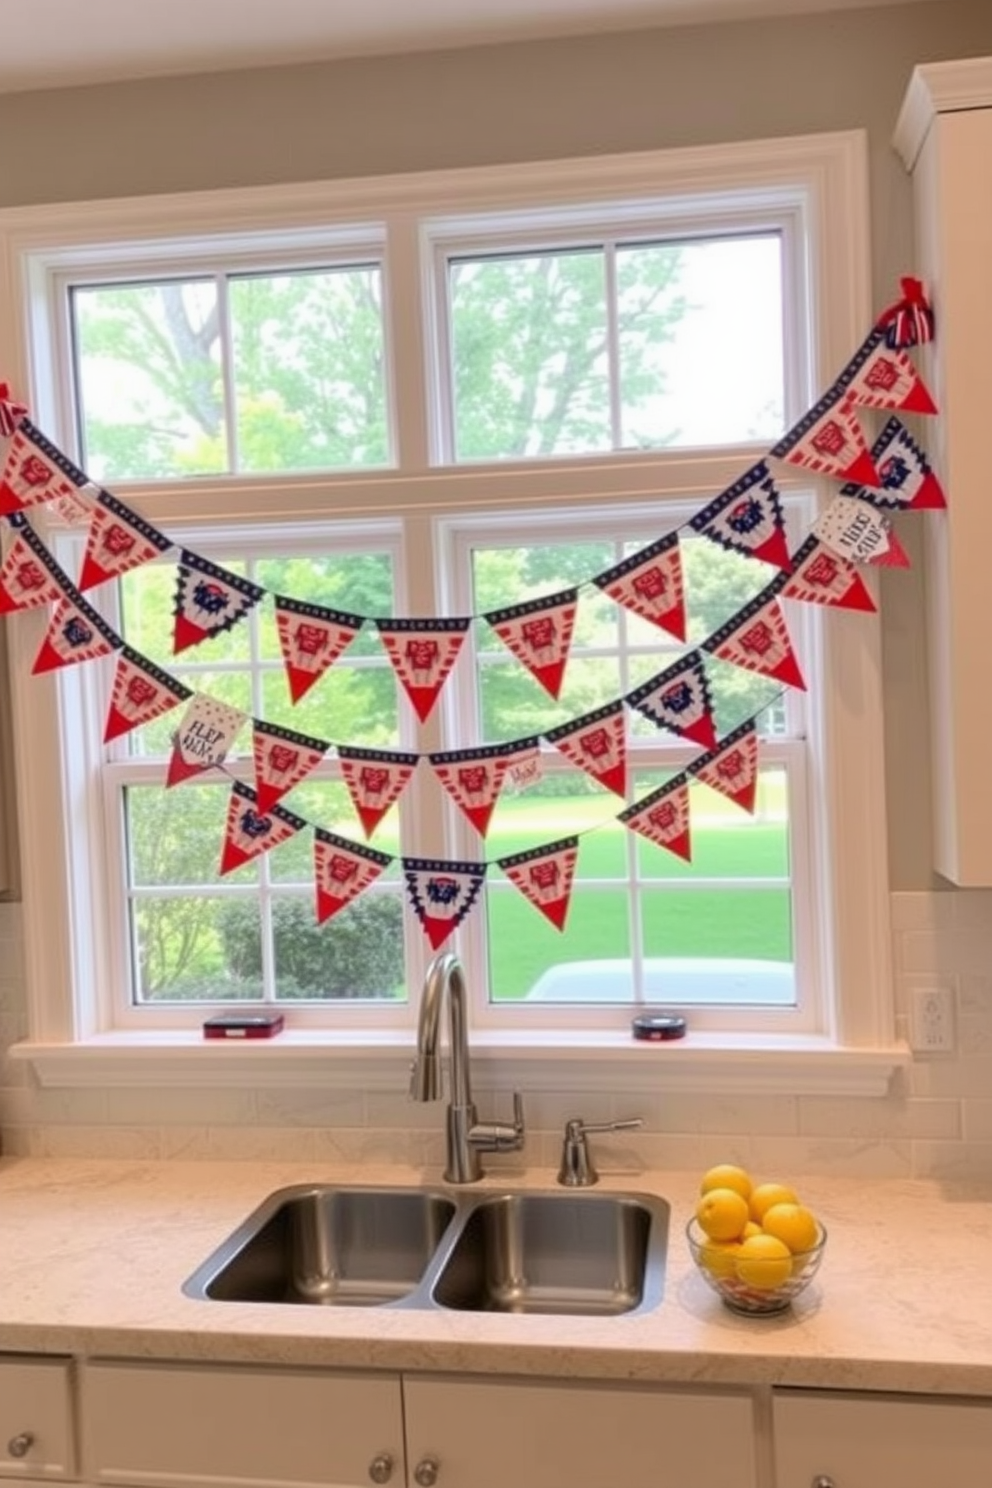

{"left": 0, "top": 132, "right": 899, "bottom": 1087}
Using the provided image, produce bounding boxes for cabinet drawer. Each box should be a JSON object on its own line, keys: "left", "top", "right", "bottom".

{"left": 0, "top": 1357, "right": 74, "bottom": 1480}
{"left": 404, "top": 1375, "right": 757, "bottom": 1488}
{"left": 82, "top": 1362, "right": 404, "bottom": 1488}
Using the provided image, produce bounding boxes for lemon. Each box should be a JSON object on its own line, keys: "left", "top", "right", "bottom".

{"left": 748, "top": 1181, "right": 799, "bottom": 1224}
{"left": 695, "top": 1187, "right": 750, "bottom": 1241}
{"left": 698, "top": 1237, "right": 743, "bottom": 1280}
{"left": 699, "top": 1163, "right": 753, "bottom": 1201}
{"left": 761, "top": 1202, "right": 820, "bottom": 1255}
{"left": 742, "top": 1220, "right": 763, "bottom": 1241}
{"left": 734, "top": 1233, "right": 793, "bottom": 1290}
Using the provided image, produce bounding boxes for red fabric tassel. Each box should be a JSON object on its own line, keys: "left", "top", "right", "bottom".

{"left": 0, "top": 382, "right": 28, "bottom": 438}
{"left": 876, "top": 277, "right": 935, "bottom": 350}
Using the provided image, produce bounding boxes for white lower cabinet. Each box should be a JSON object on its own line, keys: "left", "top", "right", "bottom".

{"left": 0, "top": 1357, "right": 75, "bottom": 1480}
{"left": 773, "top": 1388, "right": 992, "bottom": 1488}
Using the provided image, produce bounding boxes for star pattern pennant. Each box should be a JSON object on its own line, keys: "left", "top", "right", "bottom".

{"left": 625, "top": 651, "right": 717, "bottom": 750}
{"left": 375, "top": 617, "right": 472, "bottom": 723}
{"left": 172, "top": 551, "right": 266, "bottom": 655}
{"left": 837, "top": 328, "right": 937, "bottom": 417}
{"left": 274, "top": 596, "right": 365, "bottom": 704}
{"left": 251, "top": 719, "right": 329, "bottom": 813}
{"left": 0, "top": 420, "right": 90, "bottom": 517}
{"left": 32, "top": 586, "right": 123, "bottom": 675}
{"left": 618, "top": 775, "right": 692, "bottom": 862}
{"left": 103, "top": 647, "right": 193, "bottom": 743}
{"left": 771, "top": 391, "right": 880, "bottom": 488}
{"left": 219, "top": 781, "right": 307, "bottom": 876}
{"left": 704, "top": 580, "right": 805, "bottom": 691}
{"left": 0, "top": 516, "right": 72, "bottom": 613}
{"left": 402, "top": 856, "right": 487, "bottom": 951}
{"left": 781, "top": 532, "right": 877, "bottom": 611}
{"left": 688, "top": 461, "right": 791, "bottom": 570}
{"left": 483, "top": 589, "right": 579, "bottom": 700}
{"left": 591, "top": 534, "right": 685, "bottom": 641}
{"left": 689, "top": 722, "right": 759, "bottom": 814}
{"left": 338, "top": 745, "right": 419, "bottom": 838}
{"left": 545, "top": 701, "right": 627, "bottom": 797}
{"left": 78, "top": 490, "right": 173, "bottom": 591}
{"left": 314, "top": 829, "right": 393, "bottom": 925}
{"left": 428, "top": 738, "right": 539, "bottom": 837}
{"left": 840, "top": 417, "right": 946, "bottom": 511}
{"left": 497, "top": 836, "right": 579, "bottom": 931}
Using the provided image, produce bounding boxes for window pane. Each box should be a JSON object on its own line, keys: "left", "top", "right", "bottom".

{"left": 619, "top": 235, "right": 784, "bottom": 449}
{"left": 72, "top": 279, "right": 226, "bottom": 481}
{"left": 229, "top": 267, "right": 390, "bottom": 472}
{"left": 269, "top": 895, "right": 406, "bottom": 1002}
{"left": 448, "top": 249, "right": 610, "bottom": 460}
{"left": 133, "top": 894, "right": 261, "bottom": 1003}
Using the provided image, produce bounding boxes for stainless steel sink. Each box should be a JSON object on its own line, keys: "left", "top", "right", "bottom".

{"left": 184, "top": 1184, "right": 668, "bottom": 1317}
{"left": 431, "top": 1191, "right": 667, "bottom": 1317}
{"left": 183, "top": 1185, "right": 458, "bottom": 1306}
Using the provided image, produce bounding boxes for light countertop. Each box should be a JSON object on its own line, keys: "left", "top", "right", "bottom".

{"left": 0, "top": 1156, "right": 989, "bottom": 1396}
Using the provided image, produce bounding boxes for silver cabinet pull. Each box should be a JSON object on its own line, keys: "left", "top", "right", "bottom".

{"left": 812, "top": 1477, "right": 836, "bottom": 1488}
{"left": 7, "top": 1433, "right": 33, "bottom": 1460}
{"left": 368, "top": 1453, "right": 394, "bottom": 1483}
{"left": 414, "top": 1457, "right": 440, "bottom": 1486}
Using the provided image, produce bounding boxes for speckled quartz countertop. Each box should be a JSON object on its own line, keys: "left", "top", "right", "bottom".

{"left": 0, "top": 1156, "right": 989, "bottom": 1396}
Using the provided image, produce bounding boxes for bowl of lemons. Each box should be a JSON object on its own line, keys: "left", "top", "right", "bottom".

{"left": 686, "top": 1164, "right": 826, "bottom": 1316}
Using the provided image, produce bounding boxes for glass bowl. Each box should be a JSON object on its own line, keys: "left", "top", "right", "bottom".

{"left": 686, "top": 1216, "right": 827, "bottom": 1315}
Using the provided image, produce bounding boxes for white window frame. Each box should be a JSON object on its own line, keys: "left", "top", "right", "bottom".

{"left": 0, "top": 131, "right": 905, "bottom": 1096}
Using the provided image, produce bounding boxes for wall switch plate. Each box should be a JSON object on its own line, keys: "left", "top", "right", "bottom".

{"left": 909, "top": 986, "right": 956, "bottom": 1053}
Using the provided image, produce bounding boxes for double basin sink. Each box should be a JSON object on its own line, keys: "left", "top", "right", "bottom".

{"left": 183, "top": 1184, "right": 669, "bottom": 1318}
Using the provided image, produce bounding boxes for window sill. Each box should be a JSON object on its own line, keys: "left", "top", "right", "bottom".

{"left": 11, "top": 1032, "right": 910, "bottom": 1097}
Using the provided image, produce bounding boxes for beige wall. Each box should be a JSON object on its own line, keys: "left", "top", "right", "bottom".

{"left": 2, "top": 0, "right": 992, "bottom": 890}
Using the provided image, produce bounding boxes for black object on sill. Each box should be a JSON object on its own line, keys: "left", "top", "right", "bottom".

{"left": 631, "top": 1012, "right": 687, "bottom": 1042}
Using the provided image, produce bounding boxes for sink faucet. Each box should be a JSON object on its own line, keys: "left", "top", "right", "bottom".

{"left": 409, "top": 951, "right": 525, "bottom": 1183}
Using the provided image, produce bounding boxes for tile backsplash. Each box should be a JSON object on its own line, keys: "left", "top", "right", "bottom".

{"left": 1, "top": 891, "right": 990, "bottom": 1178}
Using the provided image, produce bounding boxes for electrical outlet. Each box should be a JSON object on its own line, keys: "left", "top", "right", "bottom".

{"left": 909, "top": 986, "right": 956, "bottom": 1053}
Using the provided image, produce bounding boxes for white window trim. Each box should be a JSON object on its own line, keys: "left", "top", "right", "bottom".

{"left": 0, "top": 129, "right": 907, "bottom": 1095}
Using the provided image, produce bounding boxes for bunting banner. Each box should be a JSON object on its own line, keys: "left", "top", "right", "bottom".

{"left": 781, "top": 533, "right": 877, "bottom": 612}
{"left": 78, "top": 490, "right": 173, "bottom": 591}
{"left": 618, "top": 774, "right": 692, "bottom": 862}
{"left": 274, "top": 595, "right": 365, "bottom": 704}
{"left": 546, "top": 700, "right": 627, "bottom": 797}
{"left": 104, "top": 647, "right": 193, "bottom": 743}
{"left": 428, "top": 738, "right": 539, "bottom": 837}
{"left": 689, "top": 722, "right": 759, "bottom": 814}
{"left": 219, "top": 781, "right": 307, "bottom": 875}
{"left": 591, "top": 534, "right": 685, "bottom": 641}
{"left": 375, "top": 616, "right": 472, "bottom": 723}
{"left": 338, "top": 744, "right": 419, "bottom": 837}
{"left": 497, "top": 835, "right": 579, "bottom": 931}
{"left": 842, "top": 416, "right": 947, "bottom": 511}
{"left": 0, "top": 420, "right": 91, "bottom": 517}
{"left": 813, "top": 498, "right": 908, "bottom": 572}
{"left": 688, "top": 461, "right": 791, "bottom": 570}
{"left": 771, "top": 391, "right": 879, "bottom": 488}
{"left": 0, "top": 382, "right": 28, "bottom": 438}
{"left": 32, "top": 586, "right": 123, "bottom": 675}
{"left": 402, "top": 856, "right": 487, "bottom": 950}
{"left": 625, "top": 651, "right": 717, "bottom": 750}
{"left": 251, "top": 719, "right": 329, "bottom": 813}
{"left": 483, "top": 589, "right": 579, "bottom": 700}
{"left": 838, "top": 328, "right": 937, "bottom": 417}
{"left": 172, "top": 551, "right": 266, "bottom": 655}
{"left": 314, "top": 828, "right": 392, "bottom": 925}
{"left": 165, "top": 694, "right": 247, "bottom": 787}
{"left": 0, "top": 516, "right": 72, "bottom": 613}
{"left": 704, "top": 582, "right": 806, "bottom": 691}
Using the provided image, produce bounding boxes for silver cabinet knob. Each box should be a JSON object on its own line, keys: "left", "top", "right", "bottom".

{"left": 369, "top": 1453, "right": 394, "bottom": 1484}
{"left": 414, "top": 1457, "right": 440, "bottom": 1487}
{"left": 7, "top": 1434, "right": 34, "bottom": 1460}
{"left": 812, "top": 1477, "right": 836, "bottom": 1488}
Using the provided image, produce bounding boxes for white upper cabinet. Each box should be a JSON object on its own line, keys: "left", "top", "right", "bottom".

{"left": 894, "top": 57, "right": 992, "bottom": 885}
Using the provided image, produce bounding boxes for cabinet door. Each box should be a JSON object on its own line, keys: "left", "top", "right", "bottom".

{"left": 404, "top": 1375, "right": 757, "bottom": 1488}
{"left": 82, "top": 1361, "right": 404, "bottom": 1488}
{"left": 774, "top": 1388, "right": 992, "bottom": 1488}
{"left": 0, "top": 1357, "right": 74, "bottom": 1480}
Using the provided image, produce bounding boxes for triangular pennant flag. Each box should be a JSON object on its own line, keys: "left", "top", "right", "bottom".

{"left": 0, "top": 382, "right": 29, "bottom": 438}
{"left": 688, "top": 461, "right": 791, "bottom": 571}
{"left": 689, "top": 722, "right": 759, "bottom": 814}
{"left": 172, "top": 551, "right": 266, "bottom": 655}
{"left": 483, "top": 589, "right": 579, "bottom": 700}
{"left": 771, "top": 391, "right": 880, "bottom": 488}
{"left": 813, "top": 494, "right": 907, "bottom": 572}
{"left": 375, "top": 617, "right": 472, "bottom": 723}
{"left": 704, "top": 580, "right": 806, "bottom": 692}
{"left": 219, "top": 781, "right": 307, "bottom": 875}
{"left": 840, "top": 417, "right": 946, "bottom": 511}
{"left": 497, "top": 835, "right": 579, "bottom": 931}
{"left": 338, "top": 745, "right": 419, "bottom": 838}
{"left": 618, "top": 774, "right": 692, "bottom": 862}
{"left": 875, "top": 276, "right": 935, "bottom": 350}
{"left": 402, "top": 856, "right": 487, "bottom": 951}
{"left": 866, "top": 525, "right": 911, "bottom": 569}
{"left": 165, "top": 694, "right": 247, "bottom": 787}
{"left": 78, "top": 490, "right": 173, "bottom": 591}
{"left": 251, "top": 719, "right": 328, "bottom": 813}
{"left": 0, "top": 420, "right": 90, "bottom": 517}
{"left": 781, "top": 532, "right": 876, "bottom": 613}
{"left": 625, "top": 651, "right": 717, "bottom": 750}
{"left": 428, "top": 738, "right": 539, "bottom": 837}
{"left": 104, "top": 647, "right": 193, "bottom": 743}
{"left": 0, "top": 516, "right": 71, "bottom": 613}
{"left": 591, "top": 534, "right": 685, "bottom": 640}
{"left": 32, "top": 586, "right": 123, "bottom": 675}
{"left": 837, "top": 327, "right": 937, "bottom": 417}
{"left": 314, "top": 828, "right": 393, "bottom": 925}
{"left": 545, "top": 701, "right": 627, "bottom": 797}
{"left": 274, "top": 595, "right": 365, "bottom": 704}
